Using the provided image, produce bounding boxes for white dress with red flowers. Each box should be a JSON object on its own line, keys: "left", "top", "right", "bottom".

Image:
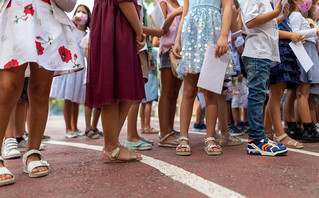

{"left": 0, "top": 0, "right": 84, "bottom": 76}
{"left": 50, "top": 28, "right": 86, "bottom": 104}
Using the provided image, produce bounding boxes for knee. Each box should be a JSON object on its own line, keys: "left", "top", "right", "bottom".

{"left": 28, "top": 83, "right": 51, "bottom": 102}
{"left": 183, "top": 86, "right": 197, "bottom": 99}
{"left": 0, "top": 82, "right": 22, "bottom": 103}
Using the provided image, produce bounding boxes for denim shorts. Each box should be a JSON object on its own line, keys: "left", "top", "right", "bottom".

{"left": 159, "top": 52, "right": 171, "bottom": 69}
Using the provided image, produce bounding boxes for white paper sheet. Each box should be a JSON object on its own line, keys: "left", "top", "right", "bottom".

{"left": 273, "top": 0, "right": 288, "bottom": 16}
{"left": 197, "top": 92, "right": 206, "bottom": 108}
{"left": 151, "top": 4, "right": 165, "bottom": 29}
{"left": 178, "top": 0, "right": 184, "bottom": 6}
{"left": 197, "top": 44, "right": 231, "bottom": 94}
{"left": 289, "top": 41, "right": 313, "bottom": 72}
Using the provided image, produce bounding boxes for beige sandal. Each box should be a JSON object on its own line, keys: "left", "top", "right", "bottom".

{"left": 219, "top": 135, "right": 243, "bottom": 146}
{"left": 274, "top": 133, "right": 304, "bottom": 149}
{"left": 103, "top": 144, "right": 141, "bottom": 163}
{"left": 204, "top": 137, "right": 222, "bottom": 156}
{"left": 158, "top": 131, "right": 179, "bottom": 148}
{"left": 22, "top": 150, "right": 50, "bottom": 178}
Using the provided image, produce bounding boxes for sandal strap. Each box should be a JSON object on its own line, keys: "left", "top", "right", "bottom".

{"left": 274, "top": 133, "right": 288, "bottom": 142}
{"left": 26, "top": 160, "right": 50, "bottom": 173}
{"left": 206, "top": 144, "right": 221, "bottom": 150}
{"left": 22, "top": 149, "right": 42, "bottom": 166}
{"left": 103, "top": 144, "right": 121, "bottom": 159}
{"left": 176, "top": 144, "right": 191, "bottom": 151}
{"left": 159, "top": 131, "right": 176, "bottom": 142}
{"left": 0, "top": 167, "right": 14, "bottom": 177}
{"left": 0, "top": 156, "right": 3, "bottom": 162}
{"left": 287, "top": 139, "right": 299, "bottom": 146}
{"left": 205, "top": 137, "right": 216, "bottom": 144}
{"left": 177, "top": 136, "right": 189, "bottom": 143}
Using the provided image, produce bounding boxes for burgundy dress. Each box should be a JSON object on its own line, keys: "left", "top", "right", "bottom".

{"left": 86, "top": 0, "right": 145, "bottom": 108}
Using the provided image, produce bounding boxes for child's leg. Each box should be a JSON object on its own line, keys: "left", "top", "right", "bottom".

{"left": 309, "top": 94, "right": 317, "bottom": 123}
{"left": 145, "top": 102, "right": 153, "bottom": 129}
{"left": 85, "top": 106, "right": 92, "bottom": 130}
{"left": 284, "top": 88, "right": 297, "bottom": 122}
{"left": 297, "top": 83, "right": 312, "bottom": 123}
{"left": 245, "top": 58, "right": 270, "bottom": 140}
{"left": 168, "top": 76, "right": 182, "bottom": 133}
{"left": 102, "top": 101, "right": 141, "bottom": 161}
{"left": 139, "top": 103, "right": 146, "bottom": 130}
{"left": 63, "top": 100, "right": 72, "bottom": 132}
{"left": 4, "top": 105, "right": 16, "bottom": 139}
{"left": 70, "top": 102, "right": 79, "bottom": 132}
{"left": 178, "top": 74, "right": 199, "bottom": 152}
{"left": 232, "top": 108, "right": 240, "bottom": 125}
{"left": 26, "top": 63, "right": 54, "bottom": 174}
{"left": 14, "top": 101, "right": 27, "bottom": 138}
{"left": 195, "top": 102, "right": 202, "bottom": 124}
{"left": 204, "top": 90, "right": 221, "bottom": 152}
{"left": 264, "top": 104, "right": 273, "bottom": 136}
{"left": 218, "top": 95, "right": 229, "bottom": 135}
{"left": 0, "top": 65, "right": 26, "bottom": 182}
{"left": 91, "top": 108, "right": 101, "bottom": 130}
{"left": 158, "top": 68, "right": 179, "bottom": 142}
{"left": 127, "top": 101, "right": 142, "bottom": 142}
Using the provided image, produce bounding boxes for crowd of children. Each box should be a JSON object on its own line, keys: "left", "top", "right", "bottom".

{"left": 1, "top": 0, "right": 319, "bottom": 187}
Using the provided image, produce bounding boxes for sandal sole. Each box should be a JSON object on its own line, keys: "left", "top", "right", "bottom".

{"left": 126, "top": 147, "right": 152, "bottom": 151}
{"left": 103, "top": 159, "right": 142, "bottom": 164}
{"left": 176, "top": 152, "right": 191, "bottom": 156}
{"left": 27, "top": 170, "right": 49, "bottom": 178}
{"left": 0, "top": 178, "right": 15, "bottom": 186}
{"left": 158, "top": 143, "right": 177, "bottom": 148}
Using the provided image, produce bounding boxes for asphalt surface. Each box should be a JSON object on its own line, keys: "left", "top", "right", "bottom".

{"left": 1, "top": 117, "right": 319, "bottom": 198}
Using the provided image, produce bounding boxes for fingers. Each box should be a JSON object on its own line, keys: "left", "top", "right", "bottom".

{"left": 215, "top": 45, "right": 227, "bottom": 58}
{"left": 172, "top": 47, "right": 182, "bottom": 59}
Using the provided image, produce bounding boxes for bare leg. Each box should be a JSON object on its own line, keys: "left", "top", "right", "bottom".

{"left": 168, "top": 77, "right": 182, "bottom": 133}
{"left": 102, "top": 101, "right": 141, "bottom": 161}
{"left": 204, "top": 91, "right": 220, "bottom": 152}
{"left": 91, "top": 108, "right": 101, "bottom": 129}
{"left": 178, "top": 74, "right": 198, "bottom": 152}
{"left": 264, "top": 104, "right": 273, "bottom": 136}
{"left": 4, "top": 105, "right": 16, "bottom": 139}
{"left": 195, "top": 102, "right": 202, "bottom": 124}
{"left": 284, "top": 88, "right": 297, "bottom": 122}
{"left": 232, "top": 108, "right": 240, "bottom": 125}
{"left": 26, "top": 63, "right": 54, "bottom": 174}
{"left": 297, "top": 83, "right": 312, "bottom": 123}
{"left": 144, "top": 102, "right": 152, "bottom": 129}
{"left": 0, "top": 64, "right": 26, "bottom": 181}
{"left": 127, "top": 101, "right": 141, "bottom": 142}
{"left": 158, "top": 68, "right": 179, "bottom": 142}
{"left": 218, "top": 94, "right": 229, "bottom": 136}
{"left": 85, "top": 106, "right": 92, "bottom": 130}
{"left": 14, "top": 101, "right": 27, "bottom": 137}
{"left": 140, "top": 103, "right": 146, "bottom": 130}
{"left": 309, "top": 94, "right": 317, "bottom": 123}
{"left": 63, "top": 100, "right": 72, "bottom": 132}
{"left": 71, "top": 102, "right": 79, "bottom": 132}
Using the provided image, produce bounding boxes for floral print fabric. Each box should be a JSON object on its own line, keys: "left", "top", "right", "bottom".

{"left": 0, "top": 0, "right": 84, "bottom": 76}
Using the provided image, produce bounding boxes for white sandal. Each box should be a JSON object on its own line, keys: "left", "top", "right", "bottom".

{"left": 274, "top": 133, "right": 304, "bottom": 149}
{"left": 0, "top": 156, "right": 15, "bottom": 187}
{"left": 22, "top": 150, "right": 50, "bottom": 178}
{"left": 204, "top": 137, "right": 222, "bottom": 156}
{"left": 176, "top": 136, "right": 191, "bottom": 156}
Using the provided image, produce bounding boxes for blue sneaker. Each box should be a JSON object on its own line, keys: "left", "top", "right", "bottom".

{"left": 228, "top": 125, "right": 245, "bottom": 136}
{"left": 192, "top": 122, "right": 206, "bottom": 132}
{"left": 247, "top": 137, "right": 288, "bottom": 156}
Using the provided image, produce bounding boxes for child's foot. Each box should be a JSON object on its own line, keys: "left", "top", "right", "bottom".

{"left": 176, "top": 136, "right": 191, "bottom": 156}
{"left": 247, "top": 137, "right": 288, "bottom": 156}
{"left": 103, "top": 145, "right": 142, "bottom": 163}
{"left": 0, "top": 157, "right": 15, "bottom": 187}
{"left": 274, "top": 133, "right": 303, "bottom": 149}
{"left": 204, "top": 137, "right": 222, "bottom": 155}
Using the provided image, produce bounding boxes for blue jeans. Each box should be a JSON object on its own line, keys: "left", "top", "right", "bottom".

{"left": 243, "top": 57, "right": 271, "bottom": 140}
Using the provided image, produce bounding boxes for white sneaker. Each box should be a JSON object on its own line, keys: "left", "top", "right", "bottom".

{"left": 2, "top": 138, "right": 21, "bottom": 159}
{"left": 17, "top": 139, "right": 46, "bottom": 152}
{"left": 65, "top": 131, "right": 78, "bottom": 138}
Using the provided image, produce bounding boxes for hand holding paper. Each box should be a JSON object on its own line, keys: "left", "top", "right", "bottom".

{"left": 289, "top": 41, "right": 313, "bottom": 72}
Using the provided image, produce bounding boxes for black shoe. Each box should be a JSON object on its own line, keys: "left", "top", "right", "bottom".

{"left": 286, "top": 122, "right": 303, "bottom": 139}
{"left": 302, "top": 122, "right": 319, "bottom": 143}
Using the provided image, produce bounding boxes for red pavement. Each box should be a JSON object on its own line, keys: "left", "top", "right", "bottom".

{"left": 1, "top": 117, "right": 319, "bottom": 198}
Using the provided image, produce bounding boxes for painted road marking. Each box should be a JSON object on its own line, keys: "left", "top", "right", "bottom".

{"left": 47, "top": 140, "right": 246, "bottom": 198}
{"left": 189, "top": 131, "right": 319, "bottom": 157}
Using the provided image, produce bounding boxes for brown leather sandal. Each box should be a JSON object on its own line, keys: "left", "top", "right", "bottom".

{"left": 158, "top": 131, "right": 179, "bottom": 148}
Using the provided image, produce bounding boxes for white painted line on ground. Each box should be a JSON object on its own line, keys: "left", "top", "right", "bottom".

{"left": 47, "top": 140, "right": 246, "bottom": 198}
{"left": 189, "top": 131, "right": 319, "bottom": 157}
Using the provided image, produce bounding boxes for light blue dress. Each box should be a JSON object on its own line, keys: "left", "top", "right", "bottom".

{"left": 177, "top": 0, "right": 222, "bottom": 79}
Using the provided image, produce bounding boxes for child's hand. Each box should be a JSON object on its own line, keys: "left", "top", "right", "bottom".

{"left": 136, "top": 34, "right": 146, "bottom": 51}
{"left": 215, "top": 35, "right": 228, "bottom": 58}
{"left": 290, "top": 32, "right": 305, "bottom": 43}
{"left": 282, "top": 3, "right": 290, "bottom": 18}
{"left": 173, "top": 6, "right": 183, "bottom": 16}
{"left": 172, "top": 43, "right": 182, "bottom": 59}
{"left": 274, "top": 0, "right": 284, "bottom": 16}
{"left": 155, "top": 28, "right": 164, "bottom": 37}
{"left": 72, "top": 16, "right": 81, "bottom": 25}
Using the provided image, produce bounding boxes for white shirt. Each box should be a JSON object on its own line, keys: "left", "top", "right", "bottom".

{"left": 240, "top": 0, "right": 280, "bottom": 64}
{"left": 289, "top": 12, "right": 317, "bottom": 43}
